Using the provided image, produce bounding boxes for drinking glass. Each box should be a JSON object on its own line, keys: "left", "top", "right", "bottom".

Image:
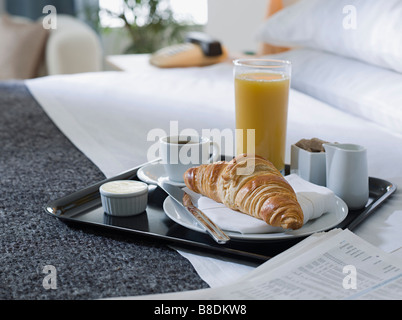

{"left": 234, "top": 59, "right": 291, "bottom": 173}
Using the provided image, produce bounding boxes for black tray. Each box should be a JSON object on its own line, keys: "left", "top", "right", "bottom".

{"left": 45, "top": 161, "right": 397, "bottom": 263}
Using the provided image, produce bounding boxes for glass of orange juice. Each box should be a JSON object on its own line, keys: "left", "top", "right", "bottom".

{"left": 233, "top": 59, "right": 291, "bottom": 174}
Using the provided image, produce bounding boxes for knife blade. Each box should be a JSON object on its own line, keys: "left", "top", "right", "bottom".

{"left": 158, "top": 180, "right": 230, "bottom": 244}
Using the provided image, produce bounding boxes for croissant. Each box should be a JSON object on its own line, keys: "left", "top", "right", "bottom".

{"left": 184, "top": 154, "right": 304, "bottom": 230}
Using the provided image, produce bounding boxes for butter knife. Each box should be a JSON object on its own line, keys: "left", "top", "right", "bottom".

{"left": 158, "top": 180, "right": 230, "bottom": 244}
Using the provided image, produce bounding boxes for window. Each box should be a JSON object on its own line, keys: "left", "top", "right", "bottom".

{"left": 170, "top": 0, "right": 208, "bottom": 25}
{"left": 99, "top": 0, "right": 208, "bottom": 28}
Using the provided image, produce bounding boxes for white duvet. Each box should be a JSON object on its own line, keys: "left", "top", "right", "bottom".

{"left": 26, "top": 55, "right": 402, "bottom": 288}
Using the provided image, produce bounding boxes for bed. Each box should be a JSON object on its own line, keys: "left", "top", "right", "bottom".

{"left": 1, "top": 0, "right": 402, "bottom": 299}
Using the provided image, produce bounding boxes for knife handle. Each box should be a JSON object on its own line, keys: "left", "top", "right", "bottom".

{"left": 186, "top": 205, "right": 230, "bottom": 244}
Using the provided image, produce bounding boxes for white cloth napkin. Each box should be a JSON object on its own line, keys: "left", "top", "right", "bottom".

{"left": 184, "top": 174, "right": 336, "bottom": 234}
{"left": 285, "top": 174, "right": 336, "bottom": 223}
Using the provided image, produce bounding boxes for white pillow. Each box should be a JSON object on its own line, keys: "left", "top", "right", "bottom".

{"left": 267, "top": 48, "right": 402, "bottom": 136}
{"left": 257, "top": 0, "right": 402, "bottom": 73}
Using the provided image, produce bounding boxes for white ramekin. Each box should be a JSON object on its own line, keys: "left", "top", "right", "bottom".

{"left": 99, "top": 180, "right": 148, "bottom": 216}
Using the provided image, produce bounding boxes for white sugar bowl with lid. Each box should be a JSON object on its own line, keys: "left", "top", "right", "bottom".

{"left": 100, "top": 180, "right": 148, "bottom": 216}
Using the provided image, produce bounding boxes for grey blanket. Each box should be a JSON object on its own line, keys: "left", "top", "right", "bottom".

{"left": 0, "top": 82, "right": 208, "bottom": 299}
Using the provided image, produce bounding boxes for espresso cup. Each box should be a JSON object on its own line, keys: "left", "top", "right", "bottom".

{"left": 159, "top": 135, "right": 220, "bottom": 182}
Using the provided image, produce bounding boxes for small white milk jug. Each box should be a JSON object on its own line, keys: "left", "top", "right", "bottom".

{"left": 323, "top": 143, "right": 369, "bottom": 210}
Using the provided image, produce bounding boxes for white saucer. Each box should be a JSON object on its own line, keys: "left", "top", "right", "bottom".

{"left": 163, "top": 196, "right": 348, "bottom": 241}
{"left": 137, "top": 162, "right": 186, "bottom": 187}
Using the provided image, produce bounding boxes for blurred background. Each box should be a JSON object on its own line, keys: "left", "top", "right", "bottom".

{"left": 0, "top": 0, "right": 275, "bottom": 55}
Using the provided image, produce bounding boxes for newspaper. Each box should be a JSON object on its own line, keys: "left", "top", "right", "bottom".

{"left": 128, "top": 229, "right": 402, "bottom": 300}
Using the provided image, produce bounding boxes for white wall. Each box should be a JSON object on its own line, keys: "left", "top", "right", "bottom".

{"left": 205, "top": 0, "right": 268, "bottom": 54}
{"left": 205, "top": 0, "right": 299, "bottom": 54}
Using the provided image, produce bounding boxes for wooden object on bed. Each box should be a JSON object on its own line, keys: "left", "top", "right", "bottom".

{"left": 257, "top": 0, "right": 290, "bottom": 56}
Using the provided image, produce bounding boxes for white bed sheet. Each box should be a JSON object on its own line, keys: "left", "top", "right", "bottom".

{"left": 26, "top": 55, "right": 402, "bottom": 289}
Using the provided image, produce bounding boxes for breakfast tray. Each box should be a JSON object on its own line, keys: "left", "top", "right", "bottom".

{"left": 45, "top": 160, "right": 397, "bottom": 263}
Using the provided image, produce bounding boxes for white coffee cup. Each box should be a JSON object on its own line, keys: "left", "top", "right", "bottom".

{"left": 159, "top": 135, "right": 220, "bottom": 182}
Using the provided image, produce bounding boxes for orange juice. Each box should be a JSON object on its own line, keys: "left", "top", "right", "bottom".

{"left": 235, "top": 72, "right": 290, "bottom": 172}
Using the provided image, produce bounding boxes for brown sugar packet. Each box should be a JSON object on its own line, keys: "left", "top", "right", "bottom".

{"left": 295, "top": 138, "right": 329, "bottom": 153}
